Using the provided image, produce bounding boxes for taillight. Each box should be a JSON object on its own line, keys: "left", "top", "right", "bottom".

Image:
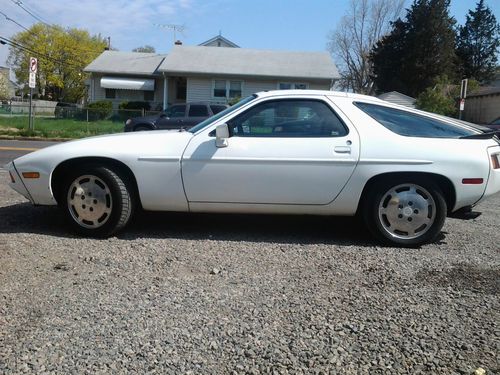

{"left": 491, "top": 154, "right": 500, "bottom": 169}
{"left": 9, "top": 171, "right": 15, "bottom": 183}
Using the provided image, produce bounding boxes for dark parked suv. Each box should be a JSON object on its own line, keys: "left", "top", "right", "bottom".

{"left": 124, "top": 102, "right": 228, "bottom": 132}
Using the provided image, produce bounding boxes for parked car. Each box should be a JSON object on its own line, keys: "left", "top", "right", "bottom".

{"left": 124, "top": 102, "right": 228, "bottom": 132}
{"left": 7, "top": 90, "right": 500, "bottom": 246}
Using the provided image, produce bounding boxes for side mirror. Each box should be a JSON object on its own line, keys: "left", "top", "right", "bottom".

{"left": 215, "top": 123, "right": 229, "bottom": 148}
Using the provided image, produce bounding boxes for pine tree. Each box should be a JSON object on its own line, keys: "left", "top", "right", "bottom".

{"left": 371, "top": 0, "right": 458, "bottom": 97}
{"left": 456, "top": 0, "right": 500, "bottom": 83}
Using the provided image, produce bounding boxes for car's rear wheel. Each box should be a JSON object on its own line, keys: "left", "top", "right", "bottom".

{"left": 363, "top": 179, "right": 447, "bottom": 247}
{"left": 61, "top": 166, "right": 134, "bottom": 237}
{"left": 134, "top": 125, "right": 152, "bottom": 131}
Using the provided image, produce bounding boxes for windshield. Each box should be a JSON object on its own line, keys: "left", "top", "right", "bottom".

{"left": 188, "top": 95, "right": 257, "bottom": 133}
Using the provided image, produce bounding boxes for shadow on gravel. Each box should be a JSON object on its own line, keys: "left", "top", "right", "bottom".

{"left": 0, "top": 203, "right": 379, "bottom": 246}
{"left": 416, "top": 265, "right": 500, "bottom": 295}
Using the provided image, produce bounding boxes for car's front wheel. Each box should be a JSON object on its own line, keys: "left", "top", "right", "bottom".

{"left": 61, "top": 166, "right": 134, "bottom": 237}
{"left": 363, "top": 179, "right": 447, "bottom": 247}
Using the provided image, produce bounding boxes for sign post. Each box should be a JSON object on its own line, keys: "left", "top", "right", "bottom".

{"left": 28, "top": 57, "right": 37, "bottom": 131}
{"left": 459, "top": 78, "right": 467, "bottom": 120}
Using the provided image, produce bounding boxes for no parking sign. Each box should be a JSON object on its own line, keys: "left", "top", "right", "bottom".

{"left": 28, "top": 57, "right": 37, "bottom": 88}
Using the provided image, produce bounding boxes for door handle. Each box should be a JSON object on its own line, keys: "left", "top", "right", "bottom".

{"left": 334, "top": 146, "right": 351, "bottom": 154}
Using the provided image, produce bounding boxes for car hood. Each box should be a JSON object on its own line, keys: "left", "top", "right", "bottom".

{"left": 12, "top": 129, "right": 193, "bottom": 171}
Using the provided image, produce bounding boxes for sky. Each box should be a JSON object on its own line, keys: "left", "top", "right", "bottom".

{"left": 0, "top": 0, "right": 499, "bottom": 72}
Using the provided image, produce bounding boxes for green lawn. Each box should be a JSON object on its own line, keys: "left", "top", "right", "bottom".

{"left": 0, "top": 116, "right": 124, "bottom": 139}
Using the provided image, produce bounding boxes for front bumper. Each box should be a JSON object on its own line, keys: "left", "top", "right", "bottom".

{"left": 6, "top": 161, "right": 34, "bottom": 203}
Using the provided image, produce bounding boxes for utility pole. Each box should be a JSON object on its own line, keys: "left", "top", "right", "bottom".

{"left": 153, "top": 24, "right": 186, "bottom": 44}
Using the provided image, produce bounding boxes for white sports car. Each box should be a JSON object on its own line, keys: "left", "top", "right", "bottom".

{"left": 6, "top": 90, "right": 500, "bottom": 246}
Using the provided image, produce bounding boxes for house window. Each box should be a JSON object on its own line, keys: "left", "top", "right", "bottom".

{"left": 105, "top": 88, "right": 116, "bottom": 99}
{"left": 214, "top": 80, "right": 227, "bottom": 98}
{"left": 229, "top": 81, "right": 242, "bottom": 98}
{"left": 213, "top": 80, "right": 243, "bottom": 98}
{"left": 144, "top": 91, "right": 154, "bottom": 101}
{"left": 278, "top": 82, "right": 308, "bottom": 90}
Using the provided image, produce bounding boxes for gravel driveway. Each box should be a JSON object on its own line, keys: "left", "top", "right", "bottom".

{"left": 0, "top": 169, "right": 498, "bottom": 374}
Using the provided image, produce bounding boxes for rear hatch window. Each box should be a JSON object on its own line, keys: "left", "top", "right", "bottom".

{"left": 354, "top": 102, "right": 477, "bottom": 138}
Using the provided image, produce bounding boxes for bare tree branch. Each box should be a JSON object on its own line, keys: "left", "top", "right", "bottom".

{"left": 328, "top": 0, "right": 405, "bottom": 94}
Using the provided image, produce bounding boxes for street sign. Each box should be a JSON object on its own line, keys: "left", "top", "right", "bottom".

{"left": 460, "top": 79, "right": 468, "bottom": 99}
{"left": 28, "top": 72, "right": 36, "bottom": 88}
{"left": 29, "top": 57, "right": 38, "bottom": 73}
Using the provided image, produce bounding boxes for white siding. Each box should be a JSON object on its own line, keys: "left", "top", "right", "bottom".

{"left": 243, "top": 80, "right": 277, "bottom": 96}
{"left": 186, "top": 77, "right": 331, "bottom": 103}
{"left": 89, "top": 74, "right": 164, "bottom": 109}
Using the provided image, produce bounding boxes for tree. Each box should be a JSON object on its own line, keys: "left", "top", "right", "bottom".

{"left": 0, "top": 73, "right": 10, "bottom": 100}
{"left": 132, "top": 45, "right": 156, "bottom": 53}
{"left": 7, "top": 23, "right": 107, "bottom": 102}
{"left": 328, "top": 0, "right": 405, "bottom": 94}
{"left": 456, "top": 0, "right": 500, "bottom": 83}
{"left": 415, "top": 76, "right": 479, "bottom": 116}
{"left": 371, "top": 0, "right": 458, "bottom": 97}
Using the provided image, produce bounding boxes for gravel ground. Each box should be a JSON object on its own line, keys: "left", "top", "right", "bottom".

{"left": 0, "top": 169, "right": 498, "bottom": 374}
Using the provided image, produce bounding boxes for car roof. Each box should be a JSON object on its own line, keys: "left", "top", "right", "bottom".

{"left": 255, "top": 89, "right": 385, "bottom": 103}
{"left": 170, "top": 102, "right": 228, "bottom": 106}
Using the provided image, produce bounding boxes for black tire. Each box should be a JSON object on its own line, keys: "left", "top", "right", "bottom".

{"left": 134, "top": 125, "right": 153, "bottom": 131}
{"left": 362, "top": 178, "right": 447, "bottom": 247}
{"left": 61, "top": 166, "right": 134, "bottom": 237}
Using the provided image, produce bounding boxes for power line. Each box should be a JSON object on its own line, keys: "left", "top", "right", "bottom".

{"left": 0, "top": 35, "right": 88, "bottom": 69}
{"left": 10, "top": 0, "right": 51, "bottom": 27}
{"left": 0, "top": 10, "right": 29, "bottom": 31}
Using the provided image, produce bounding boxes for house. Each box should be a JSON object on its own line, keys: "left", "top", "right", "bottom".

{"left": 84, "top": 36, "right": 339, "bottom": 110}
{"left": 199, "top": 34, "right": 239, "bottom": 48}
{"left": 377, "top": 91, "right": 416, "bottom": 108}
{"left": 0, "top": 66, "right": 20, "bottom": 98}
{"left": 463, "top": 86, "right": 500, "bottom": 124}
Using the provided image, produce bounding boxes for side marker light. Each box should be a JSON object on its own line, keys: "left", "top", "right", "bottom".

{"left": 22, "top": 172, "right": 40, "bottom": 179}
{"left": 462, "top": 178, "right": 484, "bottom": 185}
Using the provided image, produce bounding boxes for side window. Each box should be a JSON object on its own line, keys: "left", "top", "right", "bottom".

{"left": 189, "top": 105, "right": 209, "bottom": 117}
{"left": 166, "top": 105, "right": 186, "bottom": 118}
{"left": 210, "top": 105, "right": 227, "bottom": 114}
{"left": 228, "top": 100, "right": 348, "bottom": 137}
{"left": 354, "top": 102, "right": 476, "bottom": 138}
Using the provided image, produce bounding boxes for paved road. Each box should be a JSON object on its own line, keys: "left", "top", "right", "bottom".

{"left": 0, "top": 139, "right": 60, "bottom": 167}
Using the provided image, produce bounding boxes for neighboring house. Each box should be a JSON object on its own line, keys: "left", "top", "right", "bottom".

{"left": 84, "top": 36, "right": 339, "bottom": 110}
{"left": 0, "top": 66, "right": 19, "bottom": 98}
{"left": 464, "top": 86, "right": 500, "bottom": 124}
{"left": 377, "top": 91, "right": 416, "bottom": 108}
{"left": 199, "top": 34, "right": 239, "bottom": 48}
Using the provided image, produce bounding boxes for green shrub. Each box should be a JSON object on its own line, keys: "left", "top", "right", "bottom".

{"left": 87, "top": 100, "right": 113, "bottom": 121}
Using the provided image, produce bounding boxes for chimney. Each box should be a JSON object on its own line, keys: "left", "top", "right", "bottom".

{"left": 174, "top": 40, "right": 182, "bottom": 45}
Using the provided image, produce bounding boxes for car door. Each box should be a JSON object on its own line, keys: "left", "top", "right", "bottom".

{"left": 157, "top": 104, "right": 186, "bottom": 129}
{"left": 181, "top": 97, "right": 360, "bottom": 205}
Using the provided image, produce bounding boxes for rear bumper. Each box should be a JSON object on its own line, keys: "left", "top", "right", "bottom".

{"left": 475, "top": 145, "right": 500, "bottom": 205}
